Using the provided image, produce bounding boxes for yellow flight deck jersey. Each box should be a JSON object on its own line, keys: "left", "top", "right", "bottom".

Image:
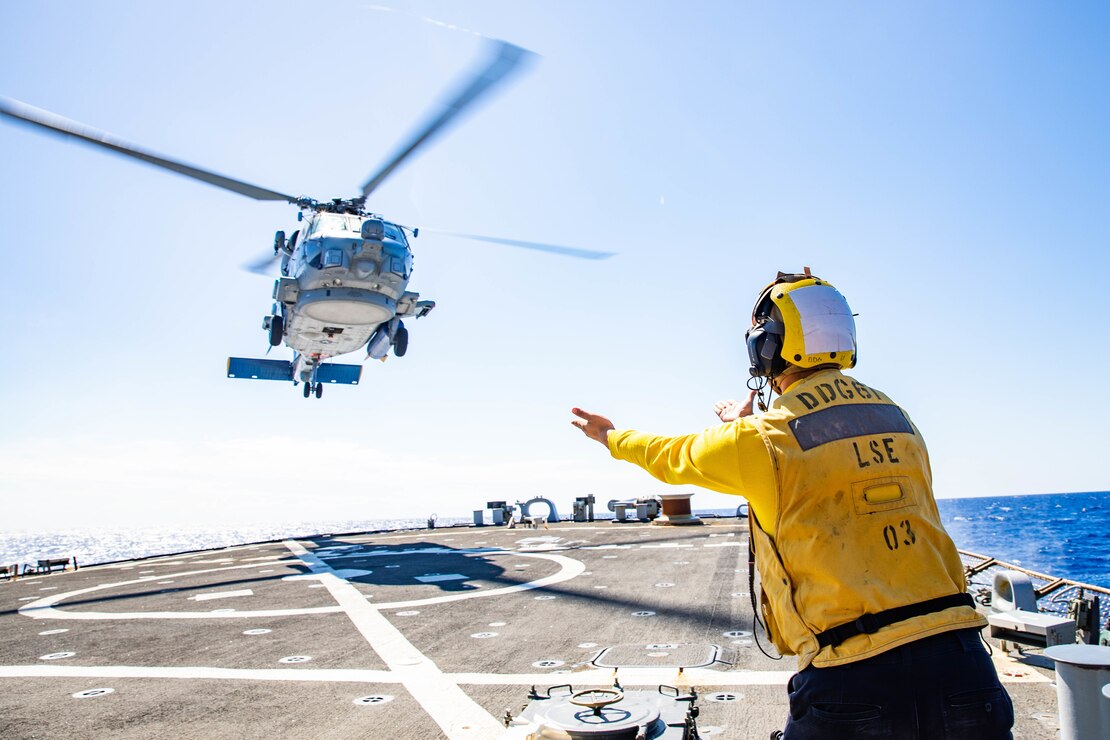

{"left": 608, "top": 368, "right": 985, "bottom": 669}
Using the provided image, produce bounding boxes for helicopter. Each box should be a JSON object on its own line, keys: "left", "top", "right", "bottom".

{"left": 0, "top": 41, "right": 613, "bottom": 399}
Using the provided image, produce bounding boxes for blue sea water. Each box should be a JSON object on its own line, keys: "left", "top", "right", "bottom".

{"left": 936, "top": 491, "right": 1110, "bottom": 590}
{"left": 2, "top": 492, "right": 1107, "bottom": 590}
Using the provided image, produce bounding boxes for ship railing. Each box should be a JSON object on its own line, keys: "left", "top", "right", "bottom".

{"left": 958, "top": 548, "right": 1110, "bottom": 629}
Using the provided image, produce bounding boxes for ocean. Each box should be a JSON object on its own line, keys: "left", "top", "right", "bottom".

{"left": 2, "top": 491, "right": 1107, "bottom": 590}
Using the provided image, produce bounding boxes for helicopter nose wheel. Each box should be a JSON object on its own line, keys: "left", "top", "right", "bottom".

{"left": 302, "top": 382, "right": 324, "bottom": 399}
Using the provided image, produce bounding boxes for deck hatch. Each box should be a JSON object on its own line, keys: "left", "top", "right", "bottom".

{"left": 591, "top": 643, "right": 731, "bottom": 669}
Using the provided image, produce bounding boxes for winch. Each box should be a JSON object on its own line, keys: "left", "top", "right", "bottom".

{"left": 501, "top": 683, "right": 700, "bottom": 739}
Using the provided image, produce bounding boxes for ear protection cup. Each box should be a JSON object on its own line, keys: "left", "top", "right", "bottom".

{"left": 746, "top": 324, "right": 786, "bottom": 377}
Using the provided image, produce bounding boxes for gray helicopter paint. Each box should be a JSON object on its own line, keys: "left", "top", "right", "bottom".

{"left": 268, "top": 213, "right": 437, "bottom": 376}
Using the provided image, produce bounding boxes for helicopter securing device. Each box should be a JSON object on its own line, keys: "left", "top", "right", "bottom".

{"left": 0, "top": 41, "right": 612, "bottom": 400}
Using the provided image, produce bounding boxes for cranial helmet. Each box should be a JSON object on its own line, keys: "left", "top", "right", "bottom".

{"left": 746, "top": 271, "right": 857, "bottom": 378}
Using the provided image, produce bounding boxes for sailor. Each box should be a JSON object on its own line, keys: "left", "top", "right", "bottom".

{"left": 571, "top": 271, "right": 1014, "bottom": 739}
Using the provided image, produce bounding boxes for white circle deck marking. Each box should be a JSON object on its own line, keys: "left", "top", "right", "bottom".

{"left": 632, "top": 611, "right": 656, "bottom": 617}
{"left": 72, "top": 688, "right": 114, "bottom": 699}
{"left": 471, "top": 632, "right": 498, "bottom": 639}
{"left": 40, "top": 652, "right": 75, "bottom": 660}
{"left": 578, "top": 642, "right": 598, "bottom": 649}
{"left": 731, "top": 592, "right": 749, "bottom": 598}
{"left": 646, "top": 644, "right": 679, "bottom": 650}
{"left": 21, "top": 547, "right": 582, "bottom": 624}
{"left": 279, "top": 656, "right": 312, "bottom": 664}
{"left": 396, "top": 610, "right": 420, "bottom": 616}
{"left": 243, "top": 629, "right": 271, "bottom": 635}
{"left": 38, "top": 629, "right": 69, "bottom": 635}
{"left": 532, "top": 660, "right": 565, "bottom": 668}
{"left": 489, "top": 622, "right": 506, "bottom": 627}
{"left": 602, "top": 555, "right": 618, "bottom": 559}
{"left": 534, "top": 595, "right": 556, "bottom": 601}
{"left": 655, "top": 583, "right": 674, "bottom": 588}
{"left": 354, "top": 695, "right": 394, "bottom": 705}
{"left": 673, "top": 561, "right": 690, "bottom": 565}
{"left": 723, "top": 630, "right": 752, "bottom": 638}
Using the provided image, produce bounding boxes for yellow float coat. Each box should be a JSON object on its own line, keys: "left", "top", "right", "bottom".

{"left": 608, "top": 369, "right": 985, "bottom": 669}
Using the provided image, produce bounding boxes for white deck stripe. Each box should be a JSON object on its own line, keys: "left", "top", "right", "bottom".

{"left": 0, "top": 663, "right": 1045, "bottom": 686}
{"left": 191, "top": 589, "right": 254, "bottom": 601}
{"left": 18, "top": 560, "right": 336, "bottom": 621}
{"left": 284, "top": 540, "right": 504, "bottom": 738}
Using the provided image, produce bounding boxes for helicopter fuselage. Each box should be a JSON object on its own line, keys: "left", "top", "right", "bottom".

{"left": 271, "top": 211, "right": 433, "bottom": 372}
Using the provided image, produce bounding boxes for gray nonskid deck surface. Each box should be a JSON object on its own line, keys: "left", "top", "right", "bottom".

{"left": 0, "top": 520, "right": 1062, "bottom": 739}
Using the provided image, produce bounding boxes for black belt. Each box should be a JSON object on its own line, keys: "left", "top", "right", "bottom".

{"left": 815, "top": 592, "right": 975, "bottom": 649}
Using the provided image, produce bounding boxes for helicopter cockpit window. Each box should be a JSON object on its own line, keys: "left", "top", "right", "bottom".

{"left": 383, "top": 222, "right": 405, "bottom": 242}
{"left": 302, "top": 238, "right": 324, "bottom": 267}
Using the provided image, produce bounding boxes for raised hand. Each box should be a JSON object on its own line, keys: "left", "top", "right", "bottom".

{"left": 570, "top": 407, "right": 615, "bottom": 446}
{"left": 714, "top": 390, "right": 757, "bottom": 422}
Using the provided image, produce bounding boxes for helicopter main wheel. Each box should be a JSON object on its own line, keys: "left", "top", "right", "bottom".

{"left": 393, "top": 322, "right": 409, "bottom": 357}
{"left": 315, "top": 383, "right": 323, "bottom": 399}
{"left": 303, "top": 382, "right": 311, "bottom": 399}
{"left": 268, "top": 315, "right": 284, "bottom": 347}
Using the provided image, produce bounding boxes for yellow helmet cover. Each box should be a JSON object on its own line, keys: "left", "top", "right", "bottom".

{"left": 768, "top": 277, "right": 856, "bottom": 370}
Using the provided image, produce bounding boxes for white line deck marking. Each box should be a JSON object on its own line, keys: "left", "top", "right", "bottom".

{"left": 8, "top": 664, "right": 1037, "bottom": 687}
{"left": 414, "top": 574, "right": 467, "bottom": 583}
{"left": 19, "top": 560, "right": 340, "bottom": 620}
{"left": 190, "top": 590, "right": 254, "bottom": 602}
{"left": 284, "top": 540, "right": 504, "bottom": 739}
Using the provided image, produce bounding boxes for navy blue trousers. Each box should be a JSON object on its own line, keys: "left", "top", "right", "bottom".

{"left": 782, "top": 628, "right": 1014, "bottom": 739}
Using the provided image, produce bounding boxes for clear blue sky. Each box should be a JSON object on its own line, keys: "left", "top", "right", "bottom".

{"left": 2, "top": 2, "right": 1107, "bottom": 530}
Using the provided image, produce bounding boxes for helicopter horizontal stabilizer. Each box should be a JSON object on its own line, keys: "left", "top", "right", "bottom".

{"left": 226, "top": 357, "right": 362, "bottom": 385}
{"left": 227, "top": 358, "right": 295, "bottom": 382}
{"left": 314, "top": 363, "right": 362, "bottom": 385}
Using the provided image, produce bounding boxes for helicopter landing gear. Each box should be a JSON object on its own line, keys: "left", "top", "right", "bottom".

{"left": 303, "top": 382, "right": 311, "bottom": 399}
{"left": 302, "top": 381, "right": 324, "bottom": 399}
{"left": 267, "top": 315, "right": 283, "bottom": 347}
{"left": 393, "top": 322, "right": 408, "bottom": 357}
{"left": 315, "top": 383, "right": 323, "bottom": 399}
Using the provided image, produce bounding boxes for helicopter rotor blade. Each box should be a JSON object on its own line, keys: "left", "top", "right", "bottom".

{"left": 243, "top": 252, "right": 281, "bottom": 275}
{"left": 429, "top": 230, "right": 615, "bottom": 260}
{"left": 0, "top": 96, "right": 301, "bottom": 203}
{"left": 359, "top": 40, "right": 536, "bottom": 200}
